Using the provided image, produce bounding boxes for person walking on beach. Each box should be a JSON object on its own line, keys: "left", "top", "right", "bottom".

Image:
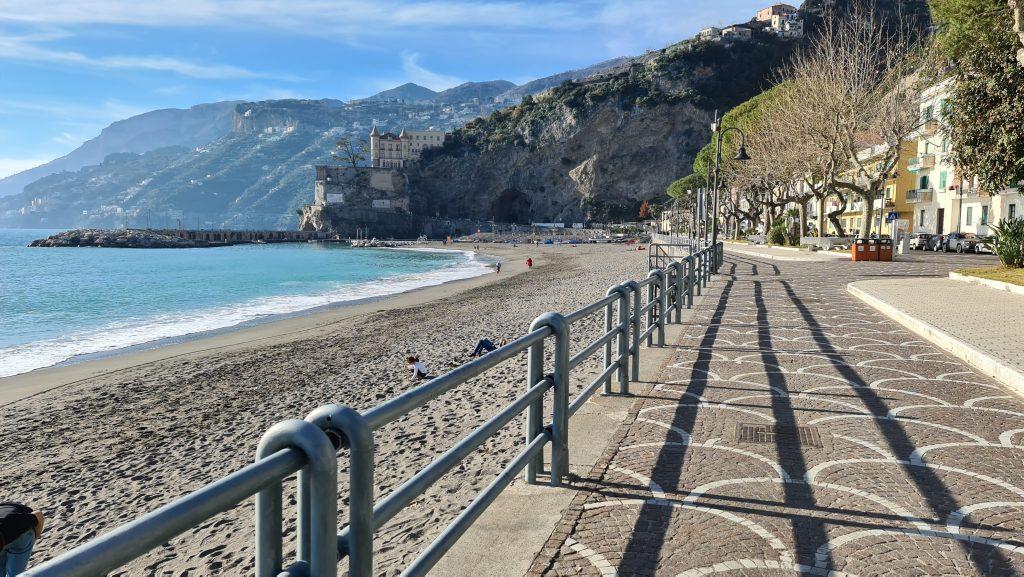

{"left": 526, "top": 257, "right": 533, "bottom": 270}
{"left": 495, "top": 261, "right": 502, "bottom": 274}
{"left": 1, "top": 503, "right": 45, "bottom": 576}
{"left": 406, "top": 356, "right": 429, "bottom": 380}
{"left": 470, "top": 338, "right": 508, "bottom": 357}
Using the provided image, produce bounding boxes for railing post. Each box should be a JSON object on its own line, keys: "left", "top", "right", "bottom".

{"left": 256, "top": 419, "right": 338, "bottom": 577}
{"left": 658, "top": 269, "right": 668, "bottom": 345}
{"left": 524, "top": 329, "right": 545, "bottom": 484}
{"left": 305, "top": 405, "right": 374, "bottom": 577}
{"left": 616, "top": 286, "right": 630, "bottom": 394}
{"left": 646, "top": 276, "right": 656, "bottom": 347}
{"left": 672, "top": 262, "right": 684, "bottom": 322}
{"left": 530, "top": 312, "right": 570, "bottom": 487}
{"left": 623, "top": 280, "right": 641, "bottom": 382}
{"left": 603, "top": 285, "right": 618, "bottom": 396}
{"left": 685, "top": 255, "right": 695, "bottom": 307}
{"left": 694, "top": 253, "right": 703, "bottom": 296}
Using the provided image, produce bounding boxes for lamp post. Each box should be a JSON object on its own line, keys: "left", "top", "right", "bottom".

{"left": 951, "top": 184, "right": 964, "bottom": 234}
{"left": 711, "top": 121, "right": 751, "bottom": 248}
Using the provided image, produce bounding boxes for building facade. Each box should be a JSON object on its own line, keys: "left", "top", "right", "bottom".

{"left": 908, "top": 80, "right": 1021, "bottom": 237}
{"left": 770, "top": 13, "right": 804, "bottom": 38}
{"left": 827, "top": 141, "right": 918, "bottom": 236}
{"left": 369, "top": 126, "right": 448, "bottom": 169}
{"left": 756, "top": 3, "right": 798, "bottom": 22}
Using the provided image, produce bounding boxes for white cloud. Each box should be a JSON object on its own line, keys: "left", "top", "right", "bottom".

{"left": 0, "top": 33, "right": 279, "bottom": 79}
{"left": 0, "top": 1, "right": 589, "bottom": 33}
{"left": 0, "top": 157, "right": 52, "bottom": 179}
{"left": 400, "top": 51, "right": 462, "bottom": 91}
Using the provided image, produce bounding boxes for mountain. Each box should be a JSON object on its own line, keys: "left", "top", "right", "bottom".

{"left": 498, "top": 57, "right": 633, "bottom": 101}
{"left": 0, "top": 102, "right": 239, "bottom": 198}
{"left": 0, "top": 95, "right": 509, "bottom": 229}
{"left": 435, "top": 80, "right": 517, "bottom": 104}
{"left": 367, "top": 82, "right": 439, "bottom": 102}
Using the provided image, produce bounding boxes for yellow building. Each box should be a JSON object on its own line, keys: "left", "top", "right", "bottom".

{"left": 827, "top": 141, "right": 918, "bottom": 236}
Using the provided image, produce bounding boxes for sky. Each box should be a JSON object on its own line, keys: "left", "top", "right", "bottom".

{"left": 0, "top": 0, "right": 768, "bottom": 179}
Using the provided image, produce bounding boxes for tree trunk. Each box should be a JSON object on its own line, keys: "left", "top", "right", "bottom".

{"left": 817, "top": 196, "right": 826, "bottom": 237}
{"left": 798, "top": 201, "right": 808, "bottom": 240}
{"left": 861, "top": 193, "right": 875, "bottom": 238}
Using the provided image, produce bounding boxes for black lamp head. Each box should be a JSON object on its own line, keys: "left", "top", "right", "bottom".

{"left": 734, "top": 145, "right": 751, "bottom": 161}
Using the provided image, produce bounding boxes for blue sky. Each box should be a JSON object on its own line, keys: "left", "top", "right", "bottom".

{"left": 0, "top": 0, "right": 768, "bottom": 178}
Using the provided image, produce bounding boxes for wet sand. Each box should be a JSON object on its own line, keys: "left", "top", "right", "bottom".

{"left": 0, "top": 242, "right": 647, "bottom": 576}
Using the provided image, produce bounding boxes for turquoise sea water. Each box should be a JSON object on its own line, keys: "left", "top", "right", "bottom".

{"left": 0, "top": 229, "right": 489, "bottom": 378}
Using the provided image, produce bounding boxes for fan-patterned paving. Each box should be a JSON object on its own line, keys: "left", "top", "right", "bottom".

{"left": 528, "top": 252, "right": 1024, "bottom": 577}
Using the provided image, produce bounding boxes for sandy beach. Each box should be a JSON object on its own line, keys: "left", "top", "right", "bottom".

{"left": 0, "top": 241, "right": 647, "bottom": 576}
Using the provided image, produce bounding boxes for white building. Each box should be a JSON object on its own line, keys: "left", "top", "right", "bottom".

{"left": 697, "top": 27, "right": 723, "bottom": 42}
{"left": 909, "top": 79, "right": 1020, "bottom": 236}
{"left": 770, "top": 13, "right": 804, "bottom": 38}
{"left": 722, "top": 26, "right": 753, "bottom": 40}
{"left": 369, "top": 126, "right": 448, "bottom": 169}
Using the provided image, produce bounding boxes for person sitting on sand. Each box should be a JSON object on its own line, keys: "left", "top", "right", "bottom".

{"left": 526, "top": 257, "right": 533, "bottom": 269}
{"left": 470, "top": 338, "right": 508, "bottom": 357}
{"left": 1, "top": 502, "right": 45, "bottom": 576}
{"left": 406, "top": 356, "right": 429, "bottom": 380}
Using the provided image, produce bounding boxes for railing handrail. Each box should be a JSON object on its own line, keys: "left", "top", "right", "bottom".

{"left": 25, "top": 243, "right": 725, "bottom": 577}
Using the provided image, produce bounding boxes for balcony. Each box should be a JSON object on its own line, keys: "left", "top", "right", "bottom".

{"left": 906, "top": 188, "right": 934, "bottom": 203}
{"left": 908, "top": 154, "right": 935, "bottom": 172}
{"left": 919, "top": 119, "right": 940, "bottom": 136}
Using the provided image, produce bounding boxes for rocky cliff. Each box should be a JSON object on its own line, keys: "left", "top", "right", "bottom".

{"left": 410, "top": 32, "right": 796, "bottom": 223}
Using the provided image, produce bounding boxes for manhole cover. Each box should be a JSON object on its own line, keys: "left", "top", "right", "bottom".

{"left": 737, "top": 423, "right": 822, "bottom": 448}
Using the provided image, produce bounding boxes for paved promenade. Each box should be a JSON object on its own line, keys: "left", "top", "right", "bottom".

{"left": 527, "top": 252, "right": 1024, "bottom": 576}
{"left": 850, "top": 277, "right": 1024, "bottom": 395}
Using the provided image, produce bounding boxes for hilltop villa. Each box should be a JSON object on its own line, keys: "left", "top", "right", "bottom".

{"left": 369, "top": 126, "right": 448, "bottom": 169}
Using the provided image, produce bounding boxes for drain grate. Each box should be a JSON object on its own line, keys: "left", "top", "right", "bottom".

{"left": 737, "top": 423, "right": 823, "bottom": 448}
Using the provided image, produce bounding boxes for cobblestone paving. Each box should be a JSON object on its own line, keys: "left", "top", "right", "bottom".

{"left": 528, "top": 252, "right": 1024, "bottom": 577}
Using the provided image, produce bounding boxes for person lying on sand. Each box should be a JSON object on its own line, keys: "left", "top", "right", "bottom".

{"left": 406, "top": 356, "right": 429, "bottom": 380}
{"left": 1, "top": 502, "right": 45, "bottom": 576}
{"left": 470, "top": 338, "right": 508, "bottom": 358}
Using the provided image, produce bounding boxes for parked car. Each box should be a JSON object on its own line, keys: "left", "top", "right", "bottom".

{"left": 908, "top": 233, "right": 932, "bottom": 250}
{"left": 974, "top": 235, "right": 995, "bottom": 253}
{"left": 942, "top": 232, "right": 979, "bottom": 253}
{"left": 928, "top": 234, "right": 946, "bottom": 251}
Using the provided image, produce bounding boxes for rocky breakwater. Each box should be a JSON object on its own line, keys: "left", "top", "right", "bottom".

{"left": 30, "top": 229, "right": 202, "bottom": 248}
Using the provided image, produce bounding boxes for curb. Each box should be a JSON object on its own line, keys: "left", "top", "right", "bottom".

{"left": 725, "top": 246, "right": 848, "bottom": 262}
{"left": 847, "top": 282, "right": 1024, "bottom": 397}
{"left": 949, "top": 271, "right": 1024, "bottom": 297}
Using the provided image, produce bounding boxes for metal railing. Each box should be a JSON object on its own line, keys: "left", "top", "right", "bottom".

{"left": 24, "top": 242, "right": 725, "bottom": 577}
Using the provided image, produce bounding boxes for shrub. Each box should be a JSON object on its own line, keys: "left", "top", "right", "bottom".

{"left": 767, "top": 222, "right": 786, "bottom": 245}
{"left": 990, "top": 217, "right": 1024, "bottom": 268}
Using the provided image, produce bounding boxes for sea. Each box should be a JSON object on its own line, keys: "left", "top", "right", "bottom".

{"left": 0, "top": 229, "right": 491, "bottom": 378}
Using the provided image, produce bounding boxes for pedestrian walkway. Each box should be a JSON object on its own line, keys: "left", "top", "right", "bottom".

{"left": 724, "top": 243, "right": 849, "bottom": 262}
{"left": 850, "top": 277, "right": 1024, "bottom": 395}
{"left": 527, "top": 252, "right": 1024, "bottom": 576}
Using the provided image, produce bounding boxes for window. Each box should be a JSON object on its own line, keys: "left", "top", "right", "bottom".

{"left": 922, "top": 105, "right": 934, "bottom": 120}
{"left": 966, "top": 207, "right": 973, "bottom": 225}
{"left": 939, "top": 171, "right": 947, "bottom": 190}
{"left": 920, "top": 209, "right": 925, "bottom": 225}
{"left": 920, "top": 175, "right": 930, "bottom": 189}
{"left": 981, "top": 206, "right": 989, "bottom": 225}
{"left": 924, "top": 141, "right": 930, "bottom": 154}
{"left": 1011, "top": 204, "right": 1017, "bottom": 219}
{"left": 942, "top": 138, "right": 949, "bottom": 152}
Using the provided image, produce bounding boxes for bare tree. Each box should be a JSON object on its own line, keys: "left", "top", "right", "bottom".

{"left": 332, "top": 136, "right": 368, "bottom": 168}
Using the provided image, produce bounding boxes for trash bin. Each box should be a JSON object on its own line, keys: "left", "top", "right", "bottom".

{"left": 878, "top": 238, "right": 894, "bottom": 261}
{"left": 851, "top": 238, "right": 879, "bottom": 262}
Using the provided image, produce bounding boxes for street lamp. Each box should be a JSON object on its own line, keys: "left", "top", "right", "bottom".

{"left": 951, "top": 184, "right": 963, "bottom": 234}
{"left": 711, "top": 121, "right": 751, "bottom": 248}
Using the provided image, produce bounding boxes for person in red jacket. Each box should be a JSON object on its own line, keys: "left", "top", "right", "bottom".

{"left": 526, "top": 257, "right": 533, "bottom": 269}
{"left": 1, "top": 503, "right": 45, "bottom": 575}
